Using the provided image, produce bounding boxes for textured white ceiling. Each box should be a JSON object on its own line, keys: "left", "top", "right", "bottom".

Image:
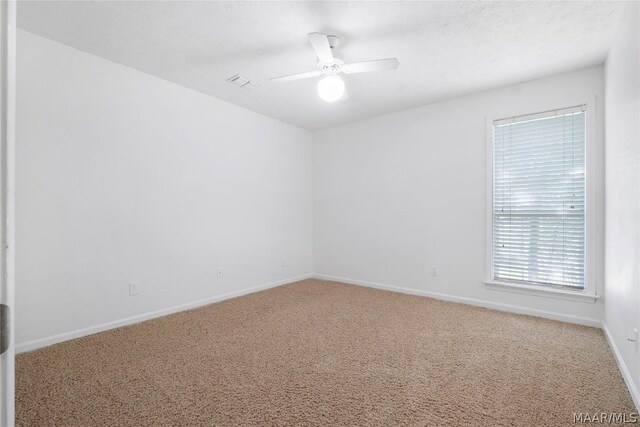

{"left": 18, "top": 1, "right": 623, "bottom": 130}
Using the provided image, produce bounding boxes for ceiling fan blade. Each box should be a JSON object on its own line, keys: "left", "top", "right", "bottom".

{"left": 307, "top": 32, "right": 334, "bottom": 63}
{"left": 342, "top": 58, "right": 399, "bottom": 74}
{"left": 271, "top": 70, "right": 322, "bottom": 82}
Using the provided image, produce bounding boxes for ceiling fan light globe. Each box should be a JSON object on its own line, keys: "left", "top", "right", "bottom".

{"left": 317, "top": 75, "right": 345, "bottom": 102}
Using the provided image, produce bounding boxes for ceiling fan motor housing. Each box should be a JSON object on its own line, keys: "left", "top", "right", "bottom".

{"left": 319, "top": 58, "right": 343, "bottom": 74}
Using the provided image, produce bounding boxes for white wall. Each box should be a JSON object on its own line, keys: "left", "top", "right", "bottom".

{"left": 15, "top": 26, "right": 618, "bottom": 354}
{"left": 314, "top": 66, "right": 605, "bottom": 325}
{"left": 16, "top": 30, "right": 313, "bottom": 350}
{"left": 604, "top": 2, "right": 640, "bottom": 407}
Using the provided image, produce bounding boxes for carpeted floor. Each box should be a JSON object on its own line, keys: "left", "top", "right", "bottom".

{"left": 16, "top": 279, "right": 635, "bottom": 426}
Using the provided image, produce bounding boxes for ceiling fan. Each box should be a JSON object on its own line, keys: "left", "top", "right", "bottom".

{"left": 271, "top": 33, "right": 399, "bottom": 102}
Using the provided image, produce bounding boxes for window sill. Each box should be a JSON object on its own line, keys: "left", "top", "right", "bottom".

{"left": 484, "top": 280, "right": 599, "bottom": 303}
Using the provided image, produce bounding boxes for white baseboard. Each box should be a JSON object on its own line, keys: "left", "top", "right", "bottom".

{"left": 603, "top": 323, "right": 640, "bottom": 412}
{"left": 314, "top": 274, "right": 602, "bottom": 328}
{"left": 16, "top": 274, "right": 314, "bottom": 354}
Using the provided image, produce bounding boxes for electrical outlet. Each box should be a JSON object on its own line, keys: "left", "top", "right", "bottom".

{"left": 217, "top": 269, "right": 223, "bottom": 280}
{"left": 281, "top": 256, "right": 288, "bottom": 268}
{"left": 627, "top": 328, "right": 638, "bottom": 344}
{"left": 129, "top": 281, "right": 139, "bottom": 296}
{"left": 430, "top": 266, "right": 438, "bottom": 277}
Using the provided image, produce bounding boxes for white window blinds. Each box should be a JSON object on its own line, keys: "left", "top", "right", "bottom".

{"left": 493, "top": 105, "right": 586, "bottom": 289}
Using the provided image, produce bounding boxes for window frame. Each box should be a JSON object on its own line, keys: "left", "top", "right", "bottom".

{"left": 484, "top": 97, "right": 600, "bottom": 303}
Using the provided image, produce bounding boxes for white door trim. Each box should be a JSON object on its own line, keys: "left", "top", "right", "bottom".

{"left": 0, "top": 1, "right": 16, "bottom": 426}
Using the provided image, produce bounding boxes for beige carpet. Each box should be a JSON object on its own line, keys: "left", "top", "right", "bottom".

{"left": 16, "top": 279, "right": 635, "bottom": 426}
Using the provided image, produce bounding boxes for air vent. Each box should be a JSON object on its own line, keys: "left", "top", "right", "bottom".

{"left": 227, "top": 74, "right": 258, "bottom": 91}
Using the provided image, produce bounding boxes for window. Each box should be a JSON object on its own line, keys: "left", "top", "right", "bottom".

{"left": 491, "top": 106, "right": 586, "bottom": 291}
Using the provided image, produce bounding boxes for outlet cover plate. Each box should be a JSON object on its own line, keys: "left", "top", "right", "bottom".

{"left": 129, "top": 281, "right": 139, "bottom": 296}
